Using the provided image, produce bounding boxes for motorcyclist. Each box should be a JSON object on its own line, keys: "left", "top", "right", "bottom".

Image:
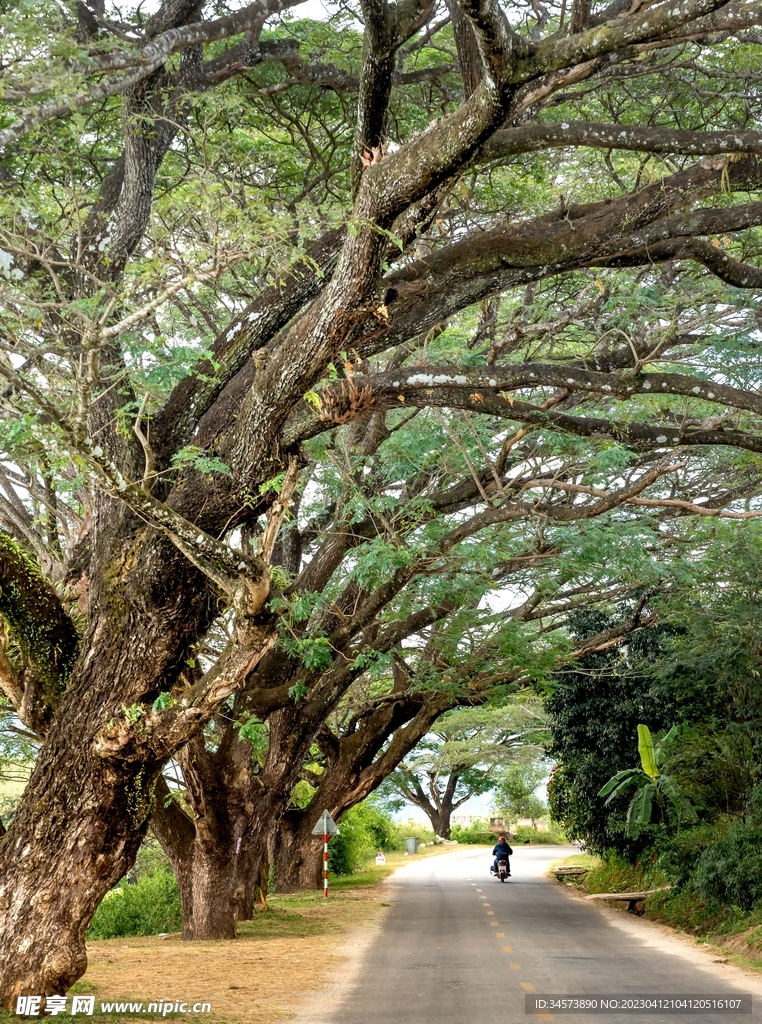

{"left": 491, "top": 835, "right": 513, "bottom": 876}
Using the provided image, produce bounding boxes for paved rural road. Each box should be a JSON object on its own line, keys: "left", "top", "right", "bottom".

{"left": 327, "top": 846, "right": 760, "bottom": 1024}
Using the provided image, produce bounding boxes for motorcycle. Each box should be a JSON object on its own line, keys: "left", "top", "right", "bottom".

{"left": 492, "top": 858, "right": 510, "bottom": 882}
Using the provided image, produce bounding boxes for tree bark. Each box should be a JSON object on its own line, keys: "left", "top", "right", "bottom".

{"left": 0, "top": 715, "right": 152, "bottom": 1000}
{"left": 272, "top": 810, "right": 324, "bottom": 892}
{"left": 151, "top": 731, "right": 267, "bottom": 940}
{"left": 0, "top": 506, "right": 242, "bottom": 1000}
{"left": 427, "top": 805, "right": 454, "bottom": 839}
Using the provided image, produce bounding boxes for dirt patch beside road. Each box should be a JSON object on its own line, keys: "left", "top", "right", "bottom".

{"left": 80, "top": 886, "right": 388, "bottom": 1024}
{"left": 75, "top": 847, "right": 452, "bottom": 1024}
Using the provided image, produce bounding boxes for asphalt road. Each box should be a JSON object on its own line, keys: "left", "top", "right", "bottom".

{"left": 328, "top": 845, "right": 758, "bottom": 1024}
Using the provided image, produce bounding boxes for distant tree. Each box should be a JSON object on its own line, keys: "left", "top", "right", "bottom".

{"left": 494, "top": 760, "right": 548, "bottom": 827}
{"left": 386, "top": 701, "right": 547, "bottom": 838}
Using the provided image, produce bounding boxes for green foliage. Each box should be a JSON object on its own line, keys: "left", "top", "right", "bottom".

{"left": 692, "top": 823, "right": 762, "bottom": 912}
{"left": 389, "top": 701, "right": 547, "bottom": 835}
{"left": 133, "top": 838, "right": 174, "bottom": 880}
{"left": 653, "top": 821, "right": 731, "bottom": 890}
{"left": 450, "top": 819, "right": 495, "bottom": 844}
{"left": 87, "top": 870, "right": 181, "bottom": 939}
{"left": 234, "top": 714, "right": 269, "bottom": 765}
{"left": 170, "top": 446, "right": 230, "bottom": 477}
{"left": 328, "top": 802, "right": 402, "bottom": 876}
{"left": 598, "top": 726, "right": 697, "bottom": 836}
{"left": 546, "top": 608, "right": 677, "bottom": 858}
{"left": 289, "top": 779, "right": 317, "bottom": 808}
{"left": 494, "top": 761, "right": 549, "bottom": 825}
{"left": 393, "top": 818, "right": 436, "bottom": 844}
{"left": 582, "top": 854, "right": 662, "bottom": 896}
{"left": 121, "top": 703, "right": 144, "bottom": 725}
{"left": 152, "top": 691, "right": 176, "bottom": 712}
{"left": 512, "top": 824, "right": 568, "bottom": 844}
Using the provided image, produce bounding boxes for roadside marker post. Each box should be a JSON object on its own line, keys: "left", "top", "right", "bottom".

{"left": 311, "top": 809, "right": 339, "bottom": 898}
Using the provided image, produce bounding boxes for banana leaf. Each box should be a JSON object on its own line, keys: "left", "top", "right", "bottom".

{"left": 654, "top": 725, "right": 678, "bottom": 760}
{"left": 637, "top": 724, "right": 659, "bottom": 779}
{"left": 598, "top": 768, "right": 641, "bottom": 803}
{"left": 659, "top": 774, "right": 699, "bottom": 823}
{"left": 626, "top": 781, "right": 654, "bottom": 835}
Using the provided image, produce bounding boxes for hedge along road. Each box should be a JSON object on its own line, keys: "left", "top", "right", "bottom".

{"left": 322, "top": 846, "right": 762, "bottom": 1024}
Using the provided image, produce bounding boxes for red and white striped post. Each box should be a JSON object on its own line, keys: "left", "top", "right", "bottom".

{"left": 312, "top": 809, "right": 339, "bottom": 899}
{"left": 323, "top": 832, "right": 329, "bottom": 898}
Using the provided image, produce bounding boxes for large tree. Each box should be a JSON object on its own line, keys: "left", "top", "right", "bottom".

{"left": 148, "top": 401, "right": 658, "bottom": 930}
{"left": 4, "top": 0, "right": 762, "bottom": 1003}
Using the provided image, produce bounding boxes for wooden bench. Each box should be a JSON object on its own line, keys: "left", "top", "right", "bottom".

{"left": 584, "top": 886, "right": 671, "bottom": 915}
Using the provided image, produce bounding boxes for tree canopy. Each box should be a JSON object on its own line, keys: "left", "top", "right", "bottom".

{"left": 3, "top": 0, "right": 762, "bottom": 1003}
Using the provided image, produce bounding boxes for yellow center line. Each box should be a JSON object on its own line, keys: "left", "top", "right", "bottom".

{"left": 476, "top": 888, "right": 483, "bottom": 892}
{"left": 510, "top": 962, "right": 520, "bottom": 970}
{"left": 501, "top": 944, "right": 512, "bottom": 952}
{"left": 487, "top": 911, "right": 494, "bottom": 915}
{"left": 536, "top": 1014, "right": 554, "bottom": 1022}
{"left": 496, "top": 932, "right": 505, "bottom": 938}
{"left": 521, "top": 982, "right": 536, "bottom": 993}
{"left": 490, "top": 921, "right": 499, "bottom": 927}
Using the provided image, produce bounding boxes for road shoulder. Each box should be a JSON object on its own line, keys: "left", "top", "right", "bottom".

{"left": 553, "top": 874, "right": 762, "bottom": 998}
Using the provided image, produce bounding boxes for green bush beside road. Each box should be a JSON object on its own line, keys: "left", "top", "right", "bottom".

{"left": 88, "top": 870, "right": 182, "bottom": 940}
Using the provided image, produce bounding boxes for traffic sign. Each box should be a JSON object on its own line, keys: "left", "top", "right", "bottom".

{"left": 312, "top": 809, "right": 340, "bottom": 835}
{"left": 312, "top": 810, "right": 339, "bottom": 898}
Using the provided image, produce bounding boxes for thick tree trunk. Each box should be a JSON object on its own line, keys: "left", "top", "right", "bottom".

{"left": 0, "top": 501, "right": 224, "bottom": 1004}
{"left": 154, "top": 817, "right": 247, "bottom": 940}
{"left": 427, "top": 807, "right": 453, "bottom": 839}
{"left": 272, "top": 810, "right": 324, "bottom": 892}
{"left": 0, "top": 719, "right": 151, "bottom": 1003}
{"left": 234, "top": 849, "right": 269, "bottom": 920}
{"left": 151, "top": 735, "right": 266, "bottom": 940}
{"left": 184, "top": 850, "right": 239, "bottom": 940}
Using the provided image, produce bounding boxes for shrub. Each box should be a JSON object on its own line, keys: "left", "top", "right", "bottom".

{"left": 583, "top": 853, "right": 654, "bottom": 895}
{"left": 451, "top": 819, "right": 494, "bottom": 844}
{"left": 693, "top": 823, "right": 762, "bottom": 911}
{"left": 88, "top": 869, "right": 182, "bottom": 939}
{"left": 357, "top": 801, "right": 401, "bottom": 851}
{"left": 328, "top": 802, "right": 402, "bottom": 876}
{"left": 393, "top": 818, "right": 436, "bottom": 845}
{"left": 132, "top": 835, "right": 173, "bottom": 880}
{"left": 512, "top": 823, "right": 568, "bottom": 844}
{"left": 653, "top": 821, "right": 724, "bottom": 889}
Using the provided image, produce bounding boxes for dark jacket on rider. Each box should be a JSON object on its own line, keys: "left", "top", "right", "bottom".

{"left": 493, "top": 839, "right": 513, "bottom": 858}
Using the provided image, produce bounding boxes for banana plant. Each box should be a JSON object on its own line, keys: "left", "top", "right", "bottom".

{"left": 598, "top": 725, "right": 697, "bottom": 836}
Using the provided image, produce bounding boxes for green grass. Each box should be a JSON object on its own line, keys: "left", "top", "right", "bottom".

{"left": 237, "top": 899, "right": 339, "bottom": 939}
{"left": 329, "top": 844, "right": 455, "bottom": 886}
{"left": 548, "top": 851, "right": 602, "bottom": 868}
